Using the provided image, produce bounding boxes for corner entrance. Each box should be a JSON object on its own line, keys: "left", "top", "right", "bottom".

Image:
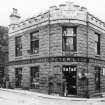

{"left": 62, "top": 65, "right": 77, "bottom": 95}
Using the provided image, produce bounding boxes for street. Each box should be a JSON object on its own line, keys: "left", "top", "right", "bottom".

{"left": 0, "top": 89, "right": 105, "bottom": 105}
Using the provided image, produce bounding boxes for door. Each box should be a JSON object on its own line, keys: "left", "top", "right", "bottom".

{"left": 0, "top": 67, "right": 4, "bottom": 87}
{"left": 62, "top": 66, "right": 77, "bottom": 95}
{"left": 15, "top": 68, "right": 22, "bottom": 88}
{"left": 95, "top": 67, "right": 101, "bottom": 92}
{"left": 30, "top": 66, "right": 39, "bottom": 89}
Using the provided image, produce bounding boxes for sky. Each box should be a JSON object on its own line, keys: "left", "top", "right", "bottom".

{"left": 1, "top": 0, "right": 105, "bottom": 26}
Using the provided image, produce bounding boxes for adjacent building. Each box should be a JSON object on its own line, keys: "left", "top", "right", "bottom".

{"left": 0, "top": 26, "right": 8, "bottom": 83}
{"left": 9, "top": 2, "right": 105, "bottom": 97}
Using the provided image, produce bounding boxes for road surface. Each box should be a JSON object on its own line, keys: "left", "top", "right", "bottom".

{"left": 0, "top": 88, "right": 105, "bottom": 105}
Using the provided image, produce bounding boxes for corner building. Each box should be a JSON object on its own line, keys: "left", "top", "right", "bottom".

{"left": 9, "top": 3, "right": 105, "bottom": 98}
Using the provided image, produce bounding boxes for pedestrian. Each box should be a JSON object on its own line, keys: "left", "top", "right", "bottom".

{"left": 2, "top": 77, "right": 6, "bottom": 88}
{"left": 6, "top": 79, "right": 9, "bottom": 88}
{"left": 62, "top": 77, "right": 68, "bottom": 96}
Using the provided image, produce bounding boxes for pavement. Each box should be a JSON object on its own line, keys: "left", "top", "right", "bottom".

{"left": 0, "top": 88, "right": 105, "bottom": 105}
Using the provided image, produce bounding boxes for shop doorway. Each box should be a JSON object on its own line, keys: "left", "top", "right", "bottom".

{"left": 62, "top": 65, "right": 77, "bottom": 95}
{"left": 15, "top": 68, "right": 22, "bottom": 88}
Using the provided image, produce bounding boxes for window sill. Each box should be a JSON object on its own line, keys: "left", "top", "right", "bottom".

{"left": 63, "top": 50, "right": 77, "bottom": 52}
{"left": 62, "top": 51, "right": 78, "bottom": 56}
{"left": 62, "top": 50, "right": 77, "bottom": 53}
{"left": 30, "top": 53, "right": 39, "bottom": 57}
{"left": 95, "top": 54, "right": 100, "bottom": 57}
{"left": 15, "top": 56, "right": 23, "bottom": 60}
{"left": 74, "top": 52, "right": 78, "bottom": 54}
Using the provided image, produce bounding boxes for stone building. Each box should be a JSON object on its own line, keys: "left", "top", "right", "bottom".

{"left": 0, "top": 26, "right": 8, "bottom": 83}
{"left": 9, "top": 2, "right": 105, "bottom": 97}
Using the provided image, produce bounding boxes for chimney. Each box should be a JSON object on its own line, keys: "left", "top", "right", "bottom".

{"left": 9, "top": 8, "right": 21, "bottom": 25}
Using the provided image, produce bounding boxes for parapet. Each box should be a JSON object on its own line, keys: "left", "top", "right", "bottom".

{"left": 9, "top": 2, "right": 105, "bottom": 34}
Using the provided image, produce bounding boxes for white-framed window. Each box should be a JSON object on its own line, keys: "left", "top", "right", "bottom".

{"left": 15, "top": 36, "right": 22, "bottom": 56}
{"left": 62, "top": 27, "right": 77, "bottom": 51}
{"left": 30, "top": 31, "right": 39, "bottom": 54}
{"left": 102, "top": 68, "right": 105, "bottom": 76}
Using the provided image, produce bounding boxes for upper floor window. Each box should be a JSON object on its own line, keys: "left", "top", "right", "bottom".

{"left": 30, "top": 31, "right": 39, "bottom": 54}
{"left": 94, "top": 33, "right": 100, "bottom": 55}
{"left": 62, "top": 27, "right": 77, "bottom": 51}
{"left": 15, "top": 36, "right": 22, "bottom": 57}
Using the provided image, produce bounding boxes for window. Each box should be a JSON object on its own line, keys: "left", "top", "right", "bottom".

{"left": 15, "top": 36, "right": 22, "bottom": 56}
{"left": 62, "top": 27, "right": 77, "bottom": 51}
{"left": 30, "top": 66, "right": 39, "bottom": 89}
{"left": 30, "top": 31, "right": 39, "bottom": 54}
{"left": 15, "top": 68, "right": 22, "bottom": 88}
{"left": 102, "top": 68, "right": 105, "bottom": 76}
{"left": 94, "top": 33, "right": 100, "bottom": 55}
{"left": 95, "top": 67, "right": 101, "bottom": 92}
{"left": 0, "top": 67, "right": 4, "bottom": 79}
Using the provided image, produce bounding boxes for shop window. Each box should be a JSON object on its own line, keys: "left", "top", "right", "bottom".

{"left": 94, "top": 33, "right": 100, "bottom": 55}
{"left": 102, "top": 68, "right": 105, "bottom": 76}
{"left": 30, "top": 66, "right": 39, "bottom": 89}
{"left": 30, "top": 31, "right": 39, "bottom": 54}
{"left": 62, "top": 27, "right": 77, "bottom": 51}
{"left": 15, "top": 36, "right": 22, "bottom": 56}
{"left": 95, "top": 67, "right": 101, "bottom": 92}
{"left": 15, "top": 68, "right": 22, "bottom": 88}
{"left": 0, "top": 67, "right": 4, "bottom": 81}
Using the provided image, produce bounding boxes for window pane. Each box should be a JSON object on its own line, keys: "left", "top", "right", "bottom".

{"left": 94, "top": 34, "right": 98, "bottom": 42}
{"left": 66, "top": 28, "right": 73, "bottom": 36}
{"left": 30, "top": 31, "right": 39, "bottom": 54}
{"left": 62, "top": 27, "right": 77, "bottom": 51}
{"left": 63, "top": 28, "right": 74, "bottom": 36}
{"left": 63, "top": 30, "right": 67, "bottom": 36}
{"left": 73, "top": 36, "right": 77, "bottom": 51}
{"left": 97, "top": 42, "right": 100, "bottom": 55}
{"left": 31, "top": 40, "right": 39, "bottom": 54}
{"left": 65, "top": 37, "right": 73, "bottom": 51}
{"left": 94, "top": 42, "right": 97, "bottom": 54}
{"left": 31, "top": 40, "right": 39, "bottom": 48}
{"left": 16, "top": 37, "right": 22, "bottom": 45}
{"left": 94, "top": 33, "right": 100, "bottom": 55}
{"left": 31, "top": 31, "right": 39, "bottom": 40}
{"left": 15, "top": 36, "right": 22, "bottom": 56}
